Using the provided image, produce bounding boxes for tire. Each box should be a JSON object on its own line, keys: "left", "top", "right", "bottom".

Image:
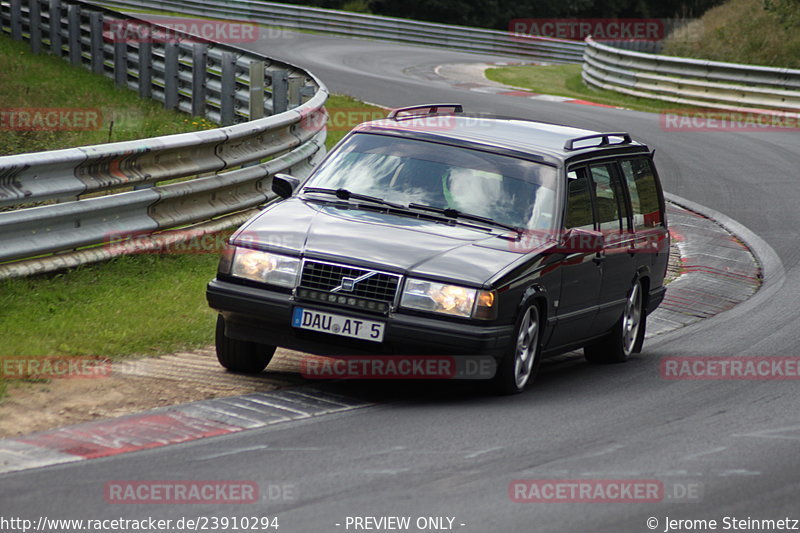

{"left": 491, "top": 301, "right": 542, "bottom": 395}
{"left": 215, "top": 315, "right": 276, "bottom": 373}
{"left": 584, "top": 280, "right": 645, "bottom": 364}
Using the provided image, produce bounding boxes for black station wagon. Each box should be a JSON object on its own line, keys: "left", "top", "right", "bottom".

{"left": 206, "top": 104, "right": 669, "bottom": 394}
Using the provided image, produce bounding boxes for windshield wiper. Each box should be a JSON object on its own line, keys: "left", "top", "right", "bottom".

{"left": 302, "top": 187, "right": 406, "bottom": 210}
{"left": 302, "top": 189, "right": 521, "bottom": 233}
{"left": 408, "top": 203, "right": 522, "bottom": 234}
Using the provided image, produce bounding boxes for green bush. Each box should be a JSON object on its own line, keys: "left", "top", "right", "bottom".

{"left": 662, "top": 0, "right": 800, "bottom": 68}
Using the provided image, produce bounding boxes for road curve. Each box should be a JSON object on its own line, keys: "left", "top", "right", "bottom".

{"left": 2, "top": 31, "right": 799, "bottom": 532}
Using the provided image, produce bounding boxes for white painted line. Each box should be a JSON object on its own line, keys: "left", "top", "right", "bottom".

{"left": 682, "top": 446, "right": 728, "bottom": 460}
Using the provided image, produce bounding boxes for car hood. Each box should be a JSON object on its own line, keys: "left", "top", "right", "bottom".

{"left": 234, "top": 198, "right": 544, "bottom": 286}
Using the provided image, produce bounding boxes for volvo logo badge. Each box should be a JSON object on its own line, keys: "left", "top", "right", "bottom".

{"left": 332, "top": 271, "right": 377, "bottom": 293}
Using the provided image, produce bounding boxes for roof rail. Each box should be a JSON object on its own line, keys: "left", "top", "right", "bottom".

{"left": 564, "top": 132, "right": 632, "bottom": 151}
{"left": 387, "top": 103, "right": 463, "bottom": 120}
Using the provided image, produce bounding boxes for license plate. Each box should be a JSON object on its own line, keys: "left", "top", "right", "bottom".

{"left": 292, "top": 307, "right": 385, "bottom": 342}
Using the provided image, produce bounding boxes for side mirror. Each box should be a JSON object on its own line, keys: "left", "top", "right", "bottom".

{"left": 272, "top": 173, "right": 301, "bottom": 199}
{"left": 554, "top": 227, "right": 604, "bottom": 254}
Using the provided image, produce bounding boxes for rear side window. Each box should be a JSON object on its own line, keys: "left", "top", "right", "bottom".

{"left": 589, "top": 163, "right": 628, "bottom": 232}
{"left": 620, "top": 159, "right": 663, "bottom": 229}
{"left": 564, "top": 170, "right": 593, "bottom": 230}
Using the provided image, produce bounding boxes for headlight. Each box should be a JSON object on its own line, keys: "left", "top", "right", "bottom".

{"left": 400, "top": 279, "right": 496, "bottom": 319}
{"left": 229, "top": 248, "right": 300, "bottom": 288}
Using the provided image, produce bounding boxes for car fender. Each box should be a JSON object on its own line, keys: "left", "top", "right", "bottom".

{"left": 517, "top": 284, "right": 550, "bottom": 346}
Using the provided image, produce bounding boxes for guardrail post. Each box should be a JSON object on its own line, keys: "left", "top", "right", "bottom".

{"left": 164, "top": 41, "right": 179, "bottom": 110}
{"left": 288, "top": 75, "right": 302, "bottom": 109}
{"left": 49, "top": 0, "right": 62, "bottom": 55}
{"left": 138, "top": 40, "right": 152, "bottom": 98}
{"left": 300, "top": 85, "right": 315, "bottom": 104}
{"left": 191, "top": 44, "right": 207, "bottom": 117}
{"left": 220, "top": 51, "right": 236, "bottom": 125}
{"left": 67, "top": 4, "right": 81, "bottom": 66}
{"left": 271, "top": 69, "right": 288, "bottom": 115}
{"left": 248, "top": 60, "right": 265, "bottom": 120}
{"left": 114, "top": 40, "right": 127, "bottom": 86}
{"left": 90, "top": 12, "right": 104, "bottom": 73}
{"left": 29, "top": 0, "right": 42, "bottom": 54}
{"left": 10, "top": 0, "right": 22, "bottom": 41}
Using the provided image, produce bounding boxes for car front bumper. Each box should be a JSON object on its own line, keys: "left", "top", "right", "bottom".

{"left": 207, "top": 279, "right": 514, "bottom": 358}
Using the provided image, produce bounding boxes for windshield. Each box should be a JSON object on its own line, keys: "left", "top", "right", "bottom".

{"left": 305, "top": 133, "right": 558, "bottom": 230}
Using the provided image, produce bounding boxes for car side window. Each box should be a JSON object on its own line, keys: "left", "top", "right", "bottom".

{"left": 589, "top": 164, "right": 628, "bottom": 232}
{"left": 620, "top": 158, "right": 663, "bottom": 230}
{"left": 564, "top": 169, "right": 594, "bottom": 230}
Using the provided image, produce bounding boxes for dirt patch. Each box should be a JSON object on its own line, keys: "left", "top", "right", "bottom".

{"left": 0, "top": 348, "right": 306, "bottom": 438}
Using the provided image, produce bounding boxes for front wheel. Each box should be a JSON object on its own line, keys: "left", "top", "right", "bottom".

{"left": 584, "top": 280, "right": 645, "bottom": 364}
{"left": 215, "top": 315, "right": 276, "bottom": 373}
{"left": 491, "top": 302, "right": 542, "bottom": 395}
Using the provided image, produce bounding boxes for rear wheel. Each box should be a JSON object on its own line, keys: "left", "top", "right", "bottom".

{"left": 491, "top": 302, "right": 542, "bottom": 395}
{"left": 215, "top": 315, "right": 276, "bottom": 373}
{"left": 584, "top": 280, "right": 645, "bottom": 364}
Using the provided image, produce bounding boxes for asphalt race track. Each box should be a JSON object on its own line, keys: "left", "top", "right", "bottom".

{"left": 2, "top": 31, "right": 799, "bottom": 532}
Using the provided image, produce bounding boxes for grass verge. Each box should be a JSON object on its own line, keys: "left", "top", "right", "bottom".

{"left": 0, "top": 35, "right": 219, "bottom": 155}
{"left": 0, "top": 255, "right": 221, "bottom": 358}
{"left": 485, "top": 63, "right": 693, "bottom": 113}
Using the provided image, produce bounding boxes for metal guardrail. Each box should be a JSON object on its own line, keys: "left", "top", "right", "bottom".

{"left": 0, "top": 0, "right": 328, "bottom": 279}
{"left": 95, "top": 0, "right": 587, "bottom": 64}
{"left": 1, "top": 0, "right": 316, "bottom": 125}
{"left": 583, "top": 36, "right": 800, "bottom": 114}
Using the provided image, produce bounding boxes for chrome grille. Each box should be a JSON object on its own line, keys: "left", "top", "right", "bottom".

{"left": 299, "top": 261, "right": 400, "bottom": 303}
